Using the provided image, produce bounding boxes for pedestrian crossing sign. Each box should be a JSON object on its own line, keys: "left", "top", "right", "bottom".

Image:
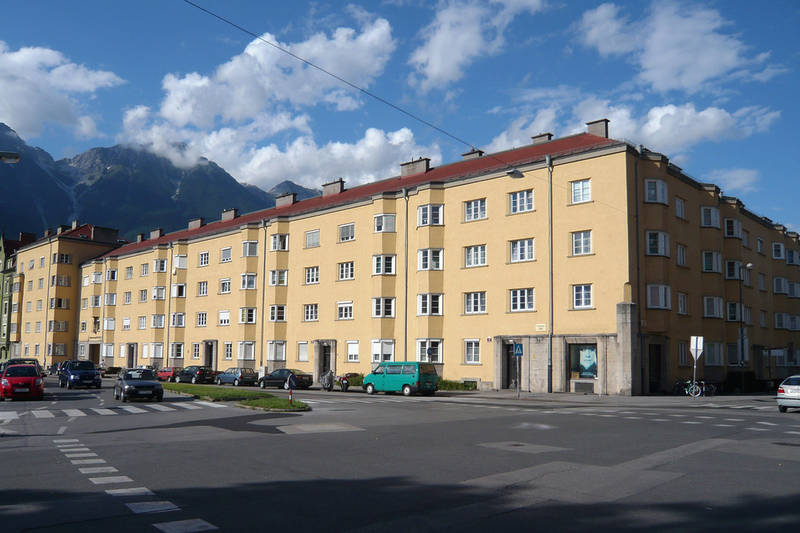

{"left": 513, "top": 343, "right": 523, "bottom": 357}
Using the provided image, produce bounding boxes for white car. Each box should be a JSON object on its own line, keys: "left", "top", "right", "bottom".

{"left": 777, "top": 375, "right": 800, "bottom": 413}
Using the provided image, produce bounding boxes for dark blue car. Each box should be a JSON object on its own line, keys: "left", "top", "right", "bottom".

{"left": 215, "top": 367, "right": 258, "bottom": 386}
{"left": 58, "top": 360, "right": 102, "bottom": 389}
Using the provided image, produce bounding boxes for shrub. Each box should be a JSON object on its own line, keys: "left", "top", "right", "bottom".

{"left": 437, "top": 379, "right": 477, "bottom": 391}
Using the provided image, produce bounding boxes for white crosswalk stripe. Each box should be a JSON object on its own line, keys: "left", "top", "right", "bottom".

{"left": 171, "top": 402, "right": 202, "bottom": 409}
{"left": 116, "top": 405, "right": 148, "bottom": 414}
{"left": 145, "top": 404, "right": 175, "bottom": 412}
{"left": 32, "top": 410, "right": 55, "bottom": 418}
{"left": 63, "top": 409, "right": 86, "bottom": 417}
{"left": 194, "top": 401, "right": 225, "bottom": 408}
{"left": 0, "top": 411, "right": 19, "bottom": 420}
{"left": 91, "top": 408, "right": 117, "bottom": 416}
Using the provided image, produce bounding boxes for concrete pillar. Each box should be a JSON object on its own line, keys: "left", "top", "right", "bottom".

{"left": 616, "top": 302, "right": 639, "bottom": 395}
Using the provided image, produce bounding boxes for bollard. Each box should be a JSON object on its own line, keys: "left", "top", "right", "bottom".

{"left": 289, "top": 388, "right": 293, "bottom": 406}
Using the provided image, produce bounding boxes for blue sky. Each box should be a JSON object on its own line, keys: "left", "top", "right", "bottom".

{"left": 1, "top": 1, "right": 798, "bottom": 227}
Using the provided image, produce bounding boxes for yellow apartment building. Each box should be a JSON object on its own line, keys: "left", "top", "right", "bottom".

{"left": 61, "top": 119, "right": 798, "bottom": 394}
{"left": 9, "top": 222, "right": 119, "bottom": 365}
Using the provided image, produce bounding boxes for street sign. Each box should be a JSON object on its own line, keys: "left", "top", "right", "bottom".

{"left": 513, "top": 343, "right": 523, "bottom": 357}
{"left": 690, "top": 336, "right": 704, "bottom": 361}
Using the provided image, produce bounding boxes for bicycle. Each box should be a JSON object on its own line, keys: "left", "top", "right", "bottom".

{"left": 674, "top": 379, "right": 702, "bottom": 397}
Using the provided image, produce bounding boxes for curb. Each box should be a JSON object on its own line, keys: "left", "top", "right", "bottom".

{"left": 236, "top": 401, "right": 311, "bottom": 413}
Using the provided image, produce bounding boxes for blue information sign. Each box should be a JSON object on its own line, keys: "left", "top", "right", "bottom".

{"left": 513, "top": 343, "right": 523, "bottom": 357}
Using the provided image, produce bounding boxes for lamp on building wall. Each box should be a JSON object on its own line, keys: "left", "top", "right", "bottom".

{"left": 738, "top": 262, "right": 754, "bottom": 393}
{"left": 0, "top": 151, "right": 20, "bottom": 164}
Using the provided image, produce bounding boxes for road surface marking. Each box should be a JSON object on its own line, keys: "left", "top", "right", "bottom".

{"left": 57, "top": 426, "right": 67, "bottom": 434}
{"left": 116, "top": 406, "right": 147, "bottom": 414}
{"left": 669, "top": 414, "right": 686, "bottom": 417}
{"left": 745, "top": 428, "right": 768, "bottom": 432}
{"left": 89, "top": 476, "right": 133, "bottom": 485}
{"left": 0, "top": 412, "right": 19, "bottom": 420}
{"left": 785, "top": 431, "right": 800, "bottom": 436}
{"left": 56, "top": 443, "right": 84, "bottom": 447}
{"left": 32, "top": 410, "right": 55, "bottom": 419}
{"left": 725, "top": 418, "right": 744, "bottom": 422}
{"left": 65, "top": 453, "right": 98, "bottom": 458}
{"left": 680, "top": 421, "right": 702, "bottom": 424}
{"left": 624, "top": 416, "right": 641, "bottom": 420}
{"left": 171, "top": 403, "right": 202, "bottom": 410}
{"left": 125, "top": 501, "right": 180, "bottom": 514}
{"left": 91, "top": 408, "right": 117, "bottom": 416}
{"left": 194, "top": 401, "right": 225, "bottom": 408}
{"left": 145, "top": 404, "right": 175, "bottom": 412}
{"left": 53, "top": 438, "right": 79, "bottom": 443}
{"left": 152, "top": 519, "right": 218, "bottom": 532}
{"left": 59, "top": 447, "right": 90, "bottom": 452}
{"left": 756, "top": 421, "right": 777, "bottom": 426}
{"left": 106, "top": 487, "right": 153, "bottom": 497}
{"left": 79, "top": 466, "right": 118, "bottom": 474}
{"left": 714, "top": 424, "right": 734, "bottom": 427}
{"left": 651, "top": 419, "right": 669, "bottom": 422}
{"left": 72, "top": 459, "right": 106, "bottom": 465}
{"left": 695, "top": 416, "right": 714, "bottom": 419}
{"left": 62, "top": 409, "right": 86, "bottom": 417}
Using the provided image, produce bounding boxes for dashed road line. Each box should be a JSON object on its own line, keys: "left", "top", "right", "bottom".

{"left": 59, "top": 447, "right": 90, "bottom": 452}
{"left": 53, "top": 438, "right": 79, "bottom": 443}
{"left": 153, "top": 518, "right": 218, "bottom": 532}
{"left": 126, "top": 501, "right": 180, "bottom": 514}
{"left": 72, "top": 459, "right": 106, "bottom": 465}
{"left": 89, "top": 475, "right": 134, "bottom": 485}
{"left": 79, "top": 466, "right": 118, "bottom": 474}
{"left": 106, "top": 487, "right": 154, "bottom": 497}
{"left": 65, "top": 452, "right": 98, "bottom": 458}
{"left": 745, "top": 427, "right": 769, "bottom": 432}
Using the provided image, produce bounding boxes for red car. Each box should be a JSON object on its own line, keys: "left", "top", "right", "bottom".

{"left": 157, "top": 366, "right": 183, "bottom": 382}
{"left": 1, "top": 364, "right": 45, "bottom": 400}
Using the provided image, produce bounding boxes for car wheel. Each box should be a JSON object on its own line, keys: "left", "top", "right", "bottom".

{"left": 157, "top": 394, "right": 164, "bottom": 402}
{"left": 216, "top": 378, "right": 222, "bottom": 385}
{"left": 191, "top": 377, "right": 197, "bottom": 384}
{"left": 402, "top": 385, "right": 412, "bottom": 397}
{"left": 779, "top": 405, "right": 788, "bottom": 413}
{"left": 113, "top": 388, "right": 119, "bottom": 400}
{"left": 234, "top": 379, "right": 239, "bottom": 387}
{"left": 59, "top": 379, "right": 65, "bottom": 388}
{"left": 259, "top": 380, "right": 266, "bottom": 389}
{"left": 366, "top": 383, "right": 375, "bottom": 395}
{"left": 66, "top": 381, "right": 73, "bottom": 390}
{"left": 121, "top": 391, "right": 127, "bottom": 403}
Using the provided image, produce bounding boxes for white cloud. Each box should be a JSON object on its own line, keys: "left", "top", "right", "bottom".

{"left": 0, "top": 41, "right": 123, "bottom": 138}
{"left": 408, "top": 0, "right": 544, "bottom": 92}
{"left": 704, "top": 168, "right": 760, "bottom": 194}
{"left": 485, "top": 106, "right": 558, "bottom": 152}
{"left": 577, "top": 2, "right": 784, "bottom": 93}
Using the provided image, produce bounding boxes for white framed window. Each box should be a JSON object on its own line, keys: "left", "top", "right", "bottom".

{"left": 123, "top": 291, "right": 131, "bottom": 304}
{"left": 305, "top": 266, "right": 319, "bottom": 284}
{"left": 773, "top": 242, "right": 785, "bottom": 260}
{"left": 92, "top": 272, "right": 102, "bottom": 284}
{"left": 757, "top": 238, "right": 764, "bottom": 254}
{"left": 417, "top": 339, "right": 442, "bottom": 363}
{"left": 705, "top": 342, "right": 723, "bottom": 366}
{"left": 220, "top": 278, "right": 231, "bottom": 293}
{"left": 271, "top": 234, "right": 289, "bottom": 251}
{"left": 241, "top": 273, "right": 256, "bottom": 290}
{"left": 571, "top": 179, "right": 591, "bottom": 204}
{"left": 139, "top": 289, "right": 147, "bottom": 302}
{"left": 703, "top": 296, "right": 723, "bottom": 318}
{"left": 337, "top": 301, "right": 353, "bottom": 320}
{"left": 774, "top": 277, "right": 788, "bottom": 294}
{"left": 269, "top": 270, "right": 288, "bottom": 286}
{"left": 572, "top": 231, "right": 591, "bottom": 256}
{"left": 465, "top": 244, "right": 486, "bottom": 267}
{"left": 192, "top": 343, "right": 200, "bottom": 360}
{"left": 347, "top": 341, "right": 359, "bottom": 362}
{"left": 197, "top": 312, "right": 207, "bottom": 327}
{"left": 339, "top": 223, "right": 355, "bottom": 242}
{"left": 418, "top": 204, "right": 443, "bottom": 226}
{"left": 726, "top": 302, "right": 742, "bottom": 322}
{"left": 305, "top": 230, "right": 320, "bottom": 248}
{"left": 171, "top": 284, "right": 186, "bottom": 298}
{"left": 724, "top": 218, "right": 742, "bottom": 238}
{"left": 175, "top": 255, "right": 187, "bottom": 269}
{"left": 242, "top": 241, "right": 258, "bottom": 256}
{"left": 677, "top": 292, "right": 688, "bottom": 315}
{"left": 199, "top": 251, "right": 209, "bottom": 266}
{"left": 224, "top": 342, "right": 233, "bottom": 360}
{"left": 701, "top": 251, "right": 722, "bottom": 273}
{"left": 104, "top": 293, "right": 116, "bottom": 306}
{"left": 170, "top": 313, "right": 184, "bottom": 328}
{"left": 465, "top": 291, "right": 486, "bottom": 314}
{"left": 197, "top": 281, "right": 208, "bottom": 296}
{"left": 220, "top": 247, "right": 232, "bottom": 262}
{"left": 510, "top": 288, "right": 535, "bottom": 311}
{"left": 573, "top": 284, "right": 592, "bottom": 309}
{"left": 141, "top": 263, "right": 149, "bottom": 276}
{"left": 742, "top": 230, "right": 750, "bottom": 248}
{"left": 154, "top": 259, "right": 167, "bottom": 272}
{"left": 239, "top": 307, "right": 257, "bottom": 324}
{"left": 106, "top": 269, "right": 118, "bottom": 281}
{"left": 645, "top": 231, "right": 670, "bottom": 257}
{"left": 509, "top": 189, "right": 533, "bottom": 214}
{"left": 372, "top": 298, "right": 395, "bottom": 318}
{"left": 298, "top": 341, "right": 309, "bottom": 362}
{"left": 675, "top": 197, "right": 686, "bottom": 219}
{"left": 103, "top": 318, "right": 115, "bottom": 331}
{"left": 152, "top": 286, "right": 166, "bottom": 300}
{"left": 152, "top": 314, "right": 165, "bottom": 328}
{"left": 171, "top": 343, "right": 184, "bottom": 359}
{"left": 646, "top": 284, "right": 671, "bottom": 309}
{"left": 465, "top": 339, "right": 480, "bottom": 364}
{"left": 138, "top": 316, "right": 146, "bottom": 330}
{"left": 676, "top": 244, "right": 687, "bottom": 266}
{"left": 238, "top": 341, "right": 255, "bottom": 360}
{"left": 418, "top": 293, "right": 442, "bottom": 315}
{"left": 304, "top": 304, "right": 318, "bottom": 321}
{"left": 417, "top": 248, "right": 443, "bottom": 271}
{"left": 700, "top": 206, "right": 720, "bottom": 228}
{"left": 103, "top": 344, "right": 114, "bottom": 358}
{"left": 644, "top": 179, "right": 668, "bottom": 204}
{"left": 371, "top": 339, "right": 394, "bottom": 362}
{"left": 510, "top": 238, "right": 534, "bottom": 262}
{"left": 338, "top": 262, "right": 354, "bottom": 280}
{"left": 268, "top": 341, "right": 286, "bottom": 361}
{"left": 122, "top": 317, "right": 130, "bottom": 331}
{"left": 374, "top": 214, "right": 395, "bottom": 233}
{"left": 678, "top": 341, "right": 689, "bottom": 366}
{"left": 218, "top": 310, "right": 230, "bottom": 326}
{"left": 725, "top": 260, "right": 742, "bottom": 280}
{"left": 775, "top": 312, "right": 787, "bottom": 329}
{"left": 373, "top": 255, "right": 395, "bottom": 275}
{"left": 269, "top": 305, "right": 286, "bottom": 322}
{"left": 464, "top": 198, "right": 486, "bottom": 221}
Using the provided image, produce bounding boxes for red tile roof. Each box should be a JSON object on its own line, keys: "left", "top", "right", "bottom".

{"left": 100, "top": 133, "right": 621, "bottom": 260}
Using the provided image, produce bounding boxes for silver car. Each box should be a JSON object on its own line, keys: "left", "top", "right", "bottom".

{"left": 777, "top": 375, "right": 800, "bottom": 413}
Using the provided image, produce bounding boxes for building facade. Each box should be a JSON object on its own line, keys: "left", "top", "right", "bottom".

{"left": 0, "top": 232, "right": 36, "bottom": 361}
{"left": 9, "top": 119, "right": 797, "bottom": 394}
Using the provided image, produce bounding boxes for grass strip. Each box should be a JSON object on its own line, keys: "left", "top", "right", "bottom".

{"left": 163, "top": 382, "right": 274, "bottom": 401}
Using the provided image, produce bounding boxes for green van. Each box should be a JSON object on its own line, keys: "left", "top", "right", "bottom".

{"left": 362, "top": 362, "right": 438, "bottom": 396}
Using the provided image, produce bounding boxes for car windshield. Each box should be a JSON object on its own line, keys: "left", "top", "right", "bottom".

{"left": 782, "top": 377, "right": 800, "bottom": 386}
{"left": 74, "top": 361, "right": 95, "bottom": 371}
{"left": 6, "top": 365, "right": 38, "bottom": 377}
{"left": 124, "top": 369, "right": 156, "bottom": 380}
{"left": 420, "top": 364, "right": 437, "bottom": 375}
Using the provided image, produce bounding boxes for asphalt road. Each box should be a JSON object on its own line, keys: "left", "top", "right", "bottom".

{"left": 1, "top": 378, "right": 799, "bottom": 532}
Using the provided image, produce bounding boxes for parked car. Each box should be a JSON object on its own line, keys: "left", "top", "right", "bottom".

{"left": 175, "top": 366, "right": 215, "bottom": 384}
{"left": 258, "top": 368, "right": 313, "bottom": 389}
{"left": 58, "top": 360, "right": 102, "bottom": 389}
{"left": 216, "top": 367, "right": 258, "bottom": 386}
{"left": 363, "top": 362, "right": 438, "bottom": 396}
{"left": 777, "top": 375, "right": 800, "bottom": 413}
{"left": 0, "top": 364, "right": 44, "bottom": 400}
{"left": 113, "top": 368, "right": 163, "bottom": 402}
{"left": 157, "top": 366, "right": 183, "bottom": 382}
{"left": 0, "top": 358, "right": 45, "bottom": 377}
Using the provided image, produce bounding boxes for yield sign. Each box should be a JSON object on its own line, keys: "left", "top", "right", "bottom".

{"left": 690, "top": 336, "right": 704, "bottom": 361}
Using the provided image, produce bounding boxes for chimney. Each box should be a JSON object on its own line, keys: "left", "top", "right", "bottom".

{"left": 461, "top": 148, "right": 484, "bottom": 160}
{"left": 400, "top": 157, "right": 431, "bottom": 177}
{"left": 322, "top": 178, "right": 345, "bottom": 196}
{"left": 19, "top": 232, "right": 35, "bottom": 243}
{"left": 188, "top": 217, "right": 204, "bottom": 230}
{"left": 221, "top": 208, "right": 238, "bottom": 221}
{"left": 71, "top": 220, "right": 79, "bottom": 229}
{"left": 150, "top": 228, "right": 163, "bottom": 240}
{"left": 136, "top": 233, "right": 146, "bottom": 243}
{"left": 56, "top": 225, "right": 70, "bottom": 235}
{"left": 531, "top": 133, "right": 553, "bottom": 145}
{"left": 44, "top": 229, "right": 52, "bottom": 237}
{"left": 275, "top": 192, "right": 296, "bottom": 208}
{"left": 586, "top": 119, "right": 609, "bottom": 138}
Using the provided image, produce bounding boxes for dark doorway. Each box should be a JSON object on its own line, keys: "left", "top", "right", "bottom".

{"left": 89, "top": 344, "right": 100, "bottom": 365}
{"left": 127, "top": 343, "right": 137, "bottom": 368}
{"left": 502, "top": 344, "right": 518, "bottom": 389}
{"left": 648, "top": 344, "right": 662, "bottom": 393}
{"left": 322, "top": 345, "right": 331, "bottom": 373}
{"left": 204, "top": 341, "right": 215, "bottom": 369}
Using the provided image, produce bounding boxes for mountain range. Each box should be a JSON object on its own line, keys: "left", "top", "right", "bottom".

{"left": 0, "top": 123, "right": 319, "bottom": 241}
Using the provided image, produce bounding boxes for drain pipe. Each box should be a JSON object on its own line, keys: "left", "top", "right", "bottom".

{"left": 403, "top": 187, "right": 409, "bottom": 362}
{"left": 546, "top": 154, "right": 554, "bottom": 394}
